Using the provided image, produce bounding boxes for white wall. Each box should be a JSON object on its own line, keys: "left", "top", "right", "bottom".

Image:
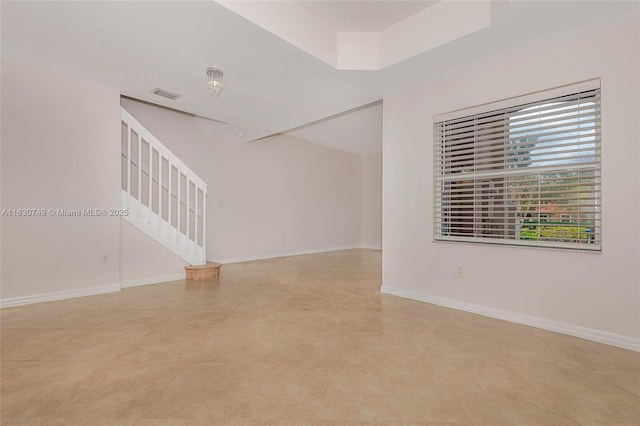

{"left": 382, "top": 17, "right": 640, "bottom": 346}
{"left": 119, "top": 220, "right": 187, "bottom": 284}
{"left": 120, "top": 98, "right": 363, "bottom": 264}
{"left": 1, "top": 61, "right": 121, "bottom": 304}
{"left": 361, "top": 153, "right": 382, "bottom": 249}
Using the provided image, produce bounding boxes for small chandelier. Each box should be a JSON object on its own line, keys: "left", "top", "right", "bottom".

{"left": 206, "top": 67, "right": 224, "bottom": 97}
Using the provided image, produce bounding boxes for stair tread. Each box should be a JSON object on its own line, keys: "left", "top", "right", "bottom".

{"left": 185, "top": 261, "right": 220, "bottom": 271}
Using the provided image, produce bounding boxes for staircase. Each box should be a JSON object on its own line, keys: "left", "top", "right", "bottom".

{"left": 120, "top": 107, "right": 207, "bottom": 266}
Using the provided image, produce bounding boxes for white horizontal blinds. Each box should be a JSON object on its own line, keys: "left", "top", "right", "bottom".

{"left": 434, "top": 82, "right": 601, "bottom": 250}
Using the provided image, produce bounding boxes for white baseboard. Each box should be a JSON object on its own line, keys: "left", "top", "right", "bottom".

{"left": 381, "top": 285, "right": 640, "bottom": 352}
{"left": 0, "top": 284, "right": 121, "bottom": 309}
{"left": 212, "top": 245, "right": 363, "bottom": 265}
{"left": 360, "top": 245, "right": 382, "bottom": 250}
{"left": 120, "top": 273, "right": 186, "bottom": 288}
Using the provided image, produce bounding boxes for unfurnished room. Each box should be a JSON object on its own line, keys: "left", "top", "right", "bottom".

{"left": 1, "top": 1, "right": 639, "bottom": 425}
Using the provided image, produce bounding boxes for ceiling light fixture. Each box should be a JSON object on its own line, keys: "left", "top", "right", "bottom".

{"left": 206, "top": 67, "right": 224, "bottom": 97}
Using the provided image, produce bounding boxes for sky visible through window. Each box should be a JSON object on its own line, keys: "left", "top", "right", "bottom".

{"left": 509, "top": 100, "right": 597, "bottom": 168}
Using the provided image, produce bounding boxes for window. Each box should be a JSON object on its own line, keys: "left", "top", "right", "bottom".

{"left": 434, "top": 80, "right": 601, "bottom": 250}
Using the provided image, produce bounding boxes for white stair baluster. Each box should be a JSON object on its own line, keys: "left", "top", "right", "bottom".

{"left": 202, "top": 188, "right": 206, "bottom": 263}
{"left": 168, "top": 162, "right": 172, "bottom": 238}
{"left": 137, "top": 132, "right": 142, "bottom": 216}
{"left": 158, "top": 151, "right": 163, "bottom": 231}
{"left": 176, "top": 169, "right": 181, "bottom": 245}
{"left": 194, "top": 187, "right": 198, "bottom": 256}
{"left": 186, "top": 173, "right": 190, "bottom": 252}
{"left": 148, "top": 142, "right": 153, "bottom": 224}
{"left": 126, "top": 119, "right": 132, "bottom": 208}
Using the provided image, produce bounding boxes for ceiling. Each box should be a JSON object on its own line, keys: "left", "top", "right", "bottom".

{"left": 1, "top": 1, "right": 636, "bottom": 155}
{"left": 296, "top": 1, "right": 438, "bottom": 32}
{"left": 286, "top": 101, "right": 382, "bottom": 156}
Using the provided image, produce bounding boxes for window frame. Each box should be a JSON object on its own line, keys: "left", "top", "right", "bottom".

{"left": 433, "top": 79, "right": 602, "bottom": 252}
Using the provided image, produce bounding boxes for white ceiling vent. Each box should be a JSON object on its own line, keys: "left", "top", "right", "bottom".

{"left": 151, "top": 87, "right": 181, "bottom": 100}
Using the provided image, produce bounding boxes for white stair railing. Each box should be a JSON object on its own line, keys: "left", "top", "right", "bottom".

{"left": 120, "top": 107, "right": 206, "bottom": 265}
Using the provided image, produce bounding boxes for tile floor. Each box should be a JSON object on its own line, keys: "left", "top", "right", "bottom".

{"left": 1, "top": 249, "right": 638, "bottom": 425}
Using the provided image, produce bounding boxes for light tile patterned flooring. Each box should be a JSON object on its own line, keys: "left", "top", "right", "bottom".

{"left": 1, "top": 249, "right": 638, "bottom": 425}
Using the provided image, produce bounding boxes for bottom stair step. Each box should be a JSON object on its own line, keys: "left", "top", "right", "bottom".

{"left": 185, "top": 261, "right": 220, "bottom": 280}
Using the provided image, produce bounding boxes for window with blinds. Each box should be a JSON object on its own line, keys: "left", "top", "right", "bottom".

{"left": 434, "top": 79, "right": 601, "bottom": 251}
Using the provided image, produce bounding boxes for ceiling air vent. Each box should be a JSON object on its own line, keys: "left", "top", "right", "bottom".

{"left": 151, "top": 87, "right": 181, "bottom": 100}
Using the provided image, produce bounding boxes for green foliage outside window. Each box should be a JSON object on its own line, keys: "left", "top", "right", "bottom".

{"left": 520, "top": 223, "right": 591, "bottom": 242}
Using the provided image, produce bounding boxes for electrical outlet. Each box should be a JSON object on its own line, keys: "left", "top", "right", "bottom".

{"left": 455, "top": 264, "right": 464, "bottom": 278}
{"left": 101, "top": 255, "right": 111, "bottom": 265}
{"left": 280, "top": 236, "right": 285, "bottom": 244}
